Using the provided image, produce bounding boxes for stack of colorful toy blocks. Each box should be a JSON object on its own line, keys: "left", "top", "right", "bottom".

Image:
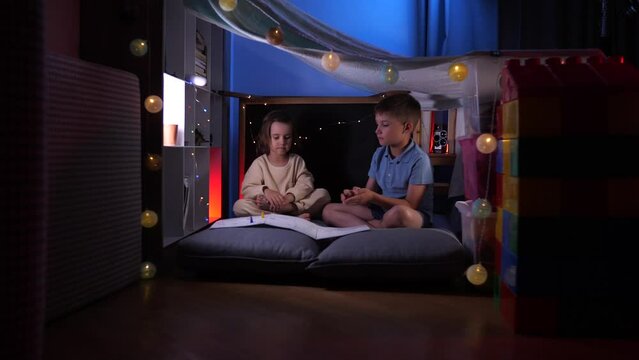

{"left": 496, "top": 55, "right": 639, "bottom": 336}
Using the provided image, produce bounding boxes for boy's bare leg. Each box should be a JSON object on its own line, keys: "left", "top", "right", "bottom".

{"left": 322, "top": 203, "right": 374, "bottom": 227}
{"left": 367, "top": 219, "right": 383, "bottom": 228}
{"left": 380, "top": 205, "right": 423, "bottom": 228}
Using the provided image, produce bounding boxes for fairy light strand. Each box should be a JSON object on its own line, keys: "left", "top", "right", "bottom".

{"left": 474, "top": 72, "right": 501, "bottom": 267}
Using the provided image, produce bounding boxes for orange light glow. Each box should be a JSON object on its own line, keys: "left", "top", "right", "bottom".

{"left": 209, "top": 147, "right": 222, "bottom": 222}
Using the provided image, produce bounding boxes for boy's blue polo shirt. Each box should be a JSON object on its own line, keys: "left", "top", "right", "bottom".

{"left": 367, "top": 140, "right": 434, "bottom": 218}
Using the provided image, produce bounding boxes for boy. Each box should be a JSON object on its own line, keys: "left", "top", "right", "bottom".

{"left": 322, "top": 93, "right": 433, "bottom": 228}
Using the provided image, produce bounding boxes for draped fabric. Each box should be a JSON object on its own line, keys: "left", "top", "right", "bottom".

{"left": 185, "top": 0, "right": 500, "bottom": 111}
{"left": 185, "top": 0, "right": 602, "bottom": 133}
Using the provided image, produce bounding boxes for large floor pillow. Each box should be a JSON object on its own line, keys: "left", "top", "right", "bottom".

{"left": 306, "top": 228, "right": 466, "bottom": 283}
{"left": 177, "top": 226, "right": 320, "bottom": 276}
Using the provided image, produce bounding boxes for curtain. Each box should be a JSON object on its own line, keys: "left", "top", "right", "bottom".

{"left": 426, "top": 0, "right": 499, "bottom": 56}
{"left": 499, "top": 0, "right": 639, "bottom": 66}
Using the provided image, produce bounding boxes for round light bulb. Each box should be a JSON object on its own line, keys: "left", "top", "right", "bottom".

{"left": 381, "top": 63, "right": 399, "bottom": 84}
{"left": 144, "top": 95, "right": 163, "bottom": 113}
{"left": 129, "top": 38, "right": 148, "bottom": 57}
{"left": 321, "top": 51, "right": 341, "bottom": 72}
{"left": 471, "top": 198, "right": 492, "bottom": 219}
{"left": 140, "top": 210, "right": 158, "bottom": 228}
{"left": 140, "top": 262, "right": 157, "bottom": 280}
{"left": 219, "top": 0, "right": 237, "bottom": 12}
{"left": 466, "top": 263, "right": 488, "bottom": 285}
{"left": 448, "top": 62, "right": 469, "bottom": 82}
{"left": 266, "top": 27, "right": 284, "bottom": 45}
{"left": 144, "top": 153, "right": 162, "bottom": 171}
{"left": 476, "top": 133, "right": 497, "bottom": 154}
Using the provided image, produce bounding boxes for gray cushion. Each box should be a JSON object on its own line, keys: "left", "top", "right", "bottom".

{"left": 177, "top": 226, "right": 320, "bottom": 275}
{"left": 306, "top": 228, "right": 466, "bottom": 282}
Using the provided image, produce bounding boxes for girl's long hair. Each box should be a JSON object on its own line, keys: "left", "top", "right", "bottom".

{"left": 257, "top": 110, "right": 296, "bottom": 155}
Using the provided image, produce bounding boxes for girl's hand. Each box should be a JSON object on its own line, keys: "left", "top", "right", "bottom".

{"left": 344, "top": 187, "right": 375, "bottom": 206}
{"left": 264, "top": 188, "right": 287, "bottom": 211}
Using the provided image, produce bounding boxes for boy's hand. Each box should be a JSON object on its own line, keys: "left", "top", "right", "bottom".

{"left": 340, "top": 188, "right": 355, "bottom": 202}
{"left": 340, "top": 187, "right": 362, "bottom": 203}
{"left": 344, "top": 187, "right": 375, "bottom": 206}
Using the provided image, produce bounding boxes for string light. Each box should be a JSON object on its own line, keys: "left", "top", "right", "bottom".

{"left": 449, "top": 62, "right": 469, "bottom": 82}
{"left": 129, "top": 38, "right": 148, "bottom": 57}
{"left": 465, "top": 70, "right": 500, "bottom": 286}
{"left": 246, "top": 113, "right": 372, "bottom": 147}
{"left": 140, "top": 210, "right": 159, "bottom": 228}
{"left": 381, "top": 63, "right": 399, "bottom": 84}
{"left": 144, "top": 153, "right": 162, "bottom": 171}
{"left": 476, "top": 133, "right": 497, "bottom": 154}
{"left": 471, "top": 198, "right": 492, "bottom": 219}
{"left": 219, "top": 0, "right": 237, "bottom": 12}
{"left": 144, "top": 95, "right": 163, "bottom": 113}
{"left": 466, "top": 263, "right": 488, "bottom": 285}
{"left": 321, "top": 51, "right": 341, "bottom": 72}
{"left": 266, "top": 27, "right": 284, "bottom": 45}
{"left": 140, "top": 262, "right": 157, "bottom": 280}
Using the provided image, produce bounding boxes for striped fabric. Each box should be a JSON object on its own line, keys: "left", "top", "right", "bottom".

{"left": 45, "top": 54, "right": 142, "bottom": 321}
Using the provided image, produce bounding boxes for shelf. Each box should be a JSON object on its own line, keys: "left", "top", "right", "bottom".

{"left": 433, "top": 182, "right": 450, "bottom": 196}
{"left": 429, "top": 153, "right": 456, "bottom": 166}
{"left": 162, "top": 0, "right": 225, "bottom": 247}
{"left": 163, "top": 145, "right": 210, "bottom": 149}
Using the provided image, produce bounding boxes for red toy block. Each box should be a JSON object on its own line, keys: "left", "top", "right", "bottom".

{"left": 500, "top": 282, "right": 560, "bottom": 336}
{"left": 500, "top": 57, "right": 562, "bottom": 103}
{"left": 545, "top": 56, "right": 608, "bottom": 135}
{"left": 587, "top": 55, "right": 639, "bottom": 135}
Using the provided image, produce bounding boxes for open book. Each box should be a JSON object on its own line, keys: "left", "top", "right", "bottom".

{"left": 209, "top": 213, "right": 370, "bottom": 240}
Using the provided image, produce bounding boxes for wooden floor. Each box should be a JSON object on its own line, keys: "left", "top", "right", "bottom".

{"left": 44, "top": 271, "right": 639, "bottom": 360}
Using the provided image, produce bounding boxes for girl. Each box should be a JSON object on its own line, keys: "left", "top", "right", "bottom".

{"left": 233, "top": 110, "right": 330, "bottom": 219}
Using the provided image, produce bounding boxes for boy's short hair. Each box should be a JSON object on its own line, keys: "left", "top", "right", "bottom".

{"left": 257, "top": 110, "right": 295, "bottom": 155}
{"left": 374, "top": 93, "right": 422, "bottom": 127}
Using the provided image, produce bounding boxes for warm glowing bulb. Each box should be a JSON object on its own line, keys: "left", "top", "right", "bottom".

{"left": 471, "top": 198, "right": 492, "bottom": 219}
{"left": 144, "top": 95, "right": 163, "bottom": 113}
{"left": 448, "top": 62, "right": 469, "bottom": 82}
{"left": 140, "top": 262, "right": 157, "bottom": 280}
{"left": 476, "top": 133, "right": 497, "bottom": 154}
{"left": 266, "top": 27, "right": 284, "bottom": 45}
{"left": 219, "top": 0, "right": 237, "bottom": 12}
{"left": 140, "top": 210, "right": 158, "bottom": 228}
{"left": 381, "top": 63, "right": 399, "bottom": 84}
{"left": 129, "top": 38, "right": 148, "bottom": 57}
{"left": 466, "top": 263, "right": 488, "bottom": 285}
{"left": 144, "top": 153, "right": 162, "bottom": 171}
{"left": 321, "top": 51, "right": 341, "bottom": 72}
